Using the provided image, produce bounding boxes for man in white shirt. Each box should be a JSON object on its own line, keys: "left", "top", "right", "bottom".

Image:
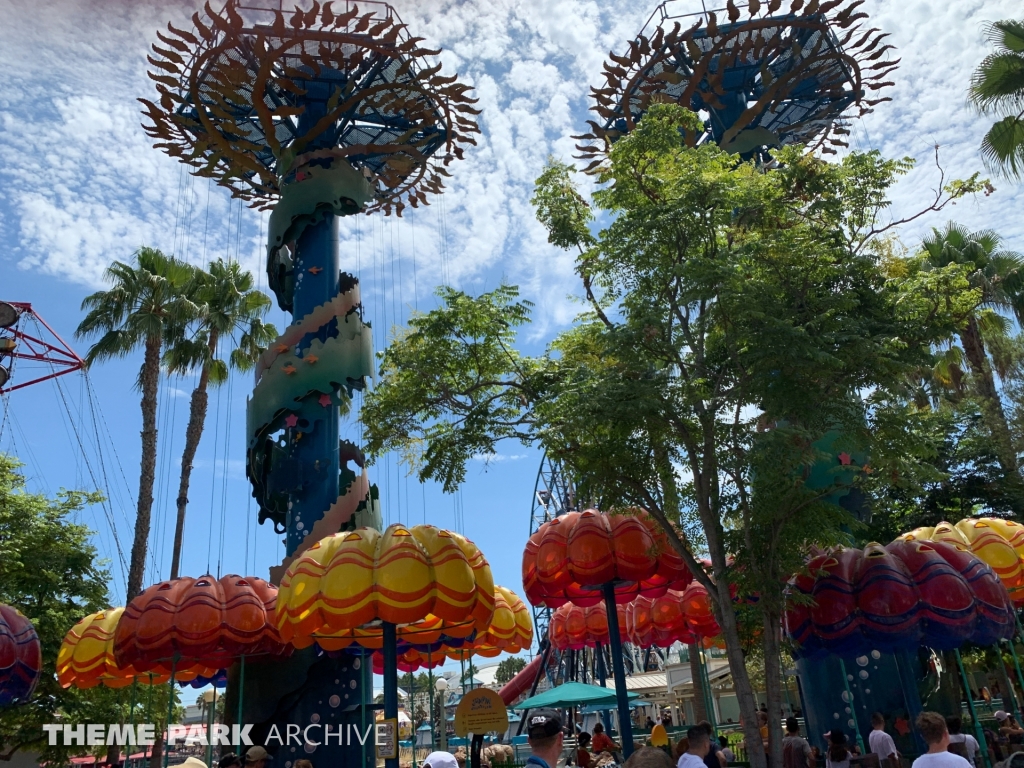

{"left": 869, "top": 712, "right": 899, "bottom": 768}
{"left": 910, "top": 711, "right": 971, "bottom": 768}
{"left": 678, "top": 726, "right": 711, "bottom": 768}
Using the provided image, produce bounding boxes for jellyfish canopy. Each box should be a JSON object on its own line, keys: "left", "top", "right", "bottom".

{"left": 522, "top": 509, "right": 692, "bottom": 608}
{"left": 113, "top": 575, "right": 289, "bottom": 674}
{"left": 274, "top": 524, "right": 495, "bottom": 650}
{"left": 0, "top": 605, "right": 41, "bottom": 706}
{"left": 785, "top": 539, "right": 1015, "bottom": 659}
{"left": 549, "top": 602, "right": 629, "bottom": 651}
{"left": 576, "top": 0, "right": 898, "bottom": 163}
{"left": 900, "top": 517, "right": 1024, "bottom": 605}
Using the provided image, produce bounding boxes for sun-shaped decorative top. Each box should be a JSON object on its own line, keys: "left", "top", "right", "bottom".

{"left": 575, "top": 0, "right": 898, "bottom": 165}
{"left": 140, "top": 0, "right": 479, "bottom": 215}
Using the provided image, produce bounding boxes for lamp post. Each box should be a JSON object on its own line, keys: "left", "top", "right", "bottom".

{"left": 435, "top": 676, "right": 449, "bottom": 753}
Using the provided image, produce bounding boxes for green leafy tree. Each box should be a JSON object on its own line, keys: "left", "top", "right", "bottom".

{"left": 494, "top": 657, "right": 526, "bottom": 686}
{"left": 75, "top": 248, "right": 196, "bottom": 600}
{"left": 919, "top": 224, "right": 1024, "bottom": 500}
{"left": 969, "top": 20, "right": 1024, "bottom": 179}
{"left": 0, "top": 453, "right": 114, "bottom": 763}
{"left": 164, "top": 259, "right": 276, "bottom": 579}
{"left": 363, "top": 105, "right": 981, "bottom": 768}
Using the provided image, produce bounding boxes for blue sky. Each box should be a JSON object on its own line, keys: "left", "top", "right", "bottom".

{"left": 2, "top": 0, "right": 1023, "bottom": 680}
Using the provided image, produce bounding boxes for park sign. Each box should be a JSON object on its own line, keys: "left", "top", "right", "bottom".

{"left": 454, "top": 688, "right": 509, "bottom": 737}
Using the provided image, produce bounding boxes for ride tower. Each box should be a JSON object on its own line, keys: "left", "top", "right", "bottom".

{"left": 141, "top": 1, "right": 478, "bottom": 764}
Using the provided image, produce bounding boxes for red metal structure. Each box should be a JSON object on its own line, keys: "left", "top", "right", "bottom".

{"left": 0, "top": 302, "right": 84, "bottom": 394}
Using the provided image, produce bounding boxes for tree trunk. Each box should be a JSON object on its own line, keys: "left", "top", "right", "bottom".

{"left": 689, "top": 643, "right": 708, "bottom": 724}
{"left": 762, "top": 610, "right": 785, "bottom": 768}
{"left": 646, "top": 444, "right": 766, "bottom": 768}
{"left": 169, "top": 332, "right": 217, "bottom": 580}
{"left": 960, "top": 317, "right": 1019, "bottom": 477}
{"left": 715, "top": 581, "right": 767, "bottom": 768}
{"left": 148, "top": 732, "right": 163, "bottom": 768}
{"left": 127, "top": 335, "right": 162, "bottom": 602}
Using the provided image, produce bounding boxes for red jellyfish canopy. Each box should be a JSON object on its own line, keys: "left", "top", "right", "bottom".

{"left": 523, "top": 509, "right": 692, "bottom": 608}
{"left": 114, "top": 575, "right": 289, "bottom": 673}
{"left": 371, "top": 647, "right": 447, "bottom": 675}
{"left": 0, "top": 604, "right": 42, "bottom": 706}
{"left": 549, "top": 602, "right": 629, "bottom": 651}
{"left": 785, "top": 539, "right": 1015, "bottom": 659}
{"left": 622, "top": 589, "right": 720, "bottom": 651}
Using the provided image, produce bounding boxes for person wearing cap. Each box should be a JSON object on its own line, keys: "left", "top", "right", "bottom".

{"left": 526, "top": 709, "right": 564, "bottom": 768}
{"left": 424, "top": 751, "right": 460, "bottom": 768}
{"left": 995, "top": 711, "right": 1024, "bottom": 744}
{"left": 244, "top": 745, "right": 269, "bottom": 768}
{"left": 180, "top": 759, "right": 208, "bottom": 768}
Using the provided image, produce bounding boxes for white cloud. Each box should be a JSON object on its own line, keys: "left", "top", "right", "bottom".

{"left": 1, "top": 0, "right": 1021, "bottom": 337}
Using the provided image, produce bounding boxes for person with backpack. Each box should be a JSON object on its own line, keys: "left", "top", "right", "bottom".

{"left": 945, "top": 716, "right": 980, "bottom": 768}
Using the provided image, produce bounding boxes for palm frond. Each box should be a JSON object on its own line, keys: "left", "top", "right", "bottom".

{"left": 980, "top": 115, "right": 1024, "bottom": 180}
{"left": 968, "top": 52, "right": 1024, "bottom": 112}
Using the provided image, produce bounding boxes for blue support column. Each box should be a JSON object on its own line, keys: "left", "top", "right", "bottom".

{"left": 287, "top": 214, "right": 341, "bottom": 554}
{"left": 602, "top": 583, "right": 634, "bottom": 757}
{"left": 384, "top": 622, "right": 399, "bottom": 768}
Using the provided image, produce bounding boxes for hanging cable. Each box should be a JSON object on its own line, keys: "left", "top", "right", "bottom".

{"left": 50, "top": 371, "right": 129, "bottom": 591}
{"left": 206, "top": 364, "right": 223, "bottom": 575}
{"left": 216, "top": 372, "right": 233, "bottom": 578}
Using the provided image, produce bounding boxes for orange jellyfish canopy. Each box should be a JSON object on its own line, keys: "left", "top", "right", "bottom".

{"left": 900, "top": 517, "right": 1024, "bottom": 604}
{"left": 549, "top": 602, "right": 629, "bottom": 651}
{"left": 114, "top": 575, "right": 288, "bottom": 673}
{"left": 275, "top": 524, "right": 496, "bottom": 650}
{"left": 523, "top": 509, "right": 692, "bottom": 608}
{"left": 447, "top": 586, "right": 533, "bottom": 659}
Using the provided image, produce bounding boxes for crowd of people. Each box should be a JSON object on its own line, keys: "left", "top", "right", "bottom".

{"left": 518, "top": 702, "right": 1024, "bottom": 768}
{"left": 173, "top": 699, "right": 1024, "bottom": 768}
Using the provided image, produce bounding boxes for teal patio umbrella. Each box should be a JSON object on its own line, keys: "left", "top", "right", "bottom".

{"left": 511, "top": 681, "right": 640, "bottom": 711}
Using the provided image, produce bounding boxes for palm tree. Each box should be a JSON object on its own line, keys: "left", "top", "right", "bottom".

{"left": 969, "top": 19, "right": 1024, "bottom": 179}
{"left": 164, "top": 259, "right": 276, "bottom": 579}
{"left": 921, "top": 223, "right": 1024, "bottom": 479}
{"left": 76, "top": 247, "right": 196, "bottom": 601}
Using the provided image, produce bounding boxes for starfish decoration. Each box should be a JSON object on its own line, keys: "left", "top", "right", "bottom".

{"left": 275, "top": 343, "right": 290, "bottom": 354}
{"left": 282, "top": 364, "right": 297, "bottom": 375}
{"left": 838, "top": 452, "right": 852, "bottom": 466}
{"left": 894, "top": 717, "right": 910, "bottom": 736}
{"left": 308, "top": 266, "right": 322, "bottom": 275}
{"left": 305, "top": 354, "right": 319, "bottom": 364}
{"left": 318, "top": 394, "right": 332, "bottom": 408}
{"left": 284, "top": 414, "right": 298, "bottom": 428}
